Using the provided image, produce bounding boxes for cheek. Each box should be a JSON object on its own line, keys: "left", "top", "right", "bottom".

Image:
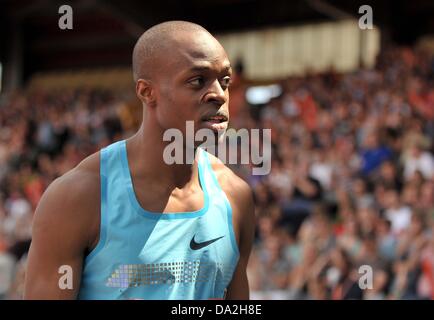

{"left": 155, "top": 88, "right": 178, "bottom": 127}
{"left": 157, "top": 93, "right": 190, "bottom": 131}
{"left": 157, "top": 83, "right": 205, "bottom": 130}
{"left": 155, "top": 102, "right": 172, "bottom": 129}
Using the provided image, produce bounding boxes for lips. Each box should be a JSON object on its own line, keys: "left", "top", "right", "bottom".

{"left": 201, "top": 114, "right": 228, "bottom": 123}
{"left": 201, "top": 114, "right": 229, "bottom": 131}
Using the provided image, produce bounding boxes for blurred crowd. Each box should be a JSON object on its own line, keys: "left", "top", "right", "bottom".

{"left": 0, "top": 46, "right": 433, "bottom": 299}
{"left": 236, "top": 46, "right": 434, "bottom": 300}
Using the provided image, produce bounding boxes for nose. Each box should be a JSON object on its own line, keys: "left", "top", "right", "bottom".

{"left": 203, "top": 79, "right": 227, "bottom": 106}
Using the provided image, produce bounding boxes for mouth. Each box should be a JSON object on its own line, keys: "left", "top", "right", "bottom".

{"left": 200, "top": 114, "right": 229, "bottom": 131}
{"left": 201, "top": 115, "right": 228, "bottom": 123}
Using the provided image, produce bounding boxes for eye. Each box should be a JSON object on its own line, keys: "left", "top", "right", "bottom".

{"left": 188, "top": 77, "right": 205, "bottom": 88}
{"left": 220, "top": 76, "right": 232, "bottom": 89}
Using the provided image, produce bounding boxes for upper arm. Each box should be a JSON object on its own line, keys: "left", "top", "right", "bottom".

{"left": 24, "top": 168, "right": 99, "bottom": 300}
{"left": 224, "top": 175, "right": 255, "bottom": 300}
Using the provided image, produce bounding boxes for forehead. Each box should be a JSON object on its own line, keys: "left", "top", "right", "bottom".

{"left": 164, "top": 31, "right": 231, "bottom": 74}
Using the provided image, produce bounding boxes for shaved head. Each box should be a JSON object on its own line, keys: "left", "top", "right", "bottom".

{"left": 131, "top": 20, "right": 231, "bottom": 146}
{"left": 132, "top": 21, "right": 213, "bottom": 82}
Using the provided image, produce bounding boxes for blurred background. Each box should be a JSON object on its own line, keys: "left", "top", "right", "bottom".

{"left": 0, "top": 0, "right": 433, "bottom": 300}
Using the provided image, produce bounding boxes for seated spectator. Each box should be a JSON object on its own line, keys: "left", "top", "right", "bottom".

{"left": 383, "top": 189, "right": 412, "bottom": 235}
{"left": 402, "top": 139, "right": 434, "bottom": 181}
{"left": 281, "top": 158, "right": 323, "bottom": 234}
{"left": 359, "top": 131, "right": 392, "bottom": 177}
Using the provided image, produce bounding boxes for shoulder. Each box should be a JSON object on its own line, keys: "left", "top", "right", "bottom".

{"left": 205, "top": 151, "right": 254, "bottom": 207}
{"left": 204, "top": 151, "right": 256, "bottom": 269}
{"left": 45, "top": 151, "right": 100, "bottom": 204}
{"left": 32, "top": 151, "right": 101, "bottom": 248}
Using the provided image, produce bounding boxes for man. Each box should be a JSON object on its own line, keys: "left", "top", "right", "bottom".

{"left": 24, "top": 21, "right": 255, "bottom": 300}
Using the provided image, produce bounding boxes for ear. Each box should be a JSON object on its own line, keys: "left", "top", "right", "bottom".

{"left": 136, "top": 79, "right": 156, "bottom": 108}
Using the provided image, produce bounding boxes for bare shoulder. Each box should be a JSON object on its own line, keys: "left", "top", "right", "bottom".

{"left": 32, "top": 151, "right": 101, "bottom": 249}
{"left": 205, "top": 152, "right": 254, "bottom": 217}
{"left": 42, "top": 151, "right": 100, "bottom": 208}
{"left": 204, "top": 151, "right": 255, "bottom": 295}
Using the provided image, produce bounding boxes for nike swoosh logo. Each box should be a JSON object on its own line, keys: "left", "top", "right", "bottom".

{"left": 190, "top": 235, "right": 225, "bottom": 250}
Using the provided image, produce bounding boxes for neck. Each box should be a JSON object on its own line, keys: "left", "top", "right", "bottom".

{"left": 125, "top": 115, "right": 199, "bottom": 190}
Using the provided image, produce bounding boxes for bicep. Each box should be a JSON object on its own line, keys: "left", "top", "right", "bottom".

{"left": 24, "top": 179, "right": 89, "bottom": 299}
{"left": 25, "top": 236, "right": 83, "bottom": 299}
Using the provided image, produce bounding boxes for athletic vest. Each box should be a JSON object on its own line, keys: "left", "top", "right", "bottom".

{"left": 77, "top": 140, "right": 239, "bottom": 299}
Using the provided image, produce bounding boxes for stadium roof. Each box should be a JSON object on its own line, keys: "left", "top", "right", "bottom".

{"left": 1, "top": 0, "right": 434, "bottom": 83}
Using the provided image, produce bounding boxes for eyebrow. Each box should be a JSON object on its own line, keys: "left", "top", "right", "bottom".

{"left": 188, "top": 64, "right": 232, "bottom": 74}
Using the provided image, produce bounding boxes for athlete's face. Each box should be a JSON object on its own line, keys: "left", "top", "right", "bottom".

{"left": 153, "top": 31, "right": 231, "bottom": 144}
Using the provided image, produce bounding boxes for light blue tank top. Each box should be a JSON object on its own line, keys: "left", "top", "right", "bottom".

{"left": 77, "top": 140, "right": 239, "bottom": 300}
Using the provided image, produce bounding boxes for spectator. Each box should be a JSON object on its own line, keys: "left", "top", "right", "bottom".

{"left": 359, "top": 130, "right": 392, "bottom": 177}
{"left": 402, "top": 139, "right": 434, "bottom": 181}
{"left": 383, "top": 189, "right": 412, "bottom": 236}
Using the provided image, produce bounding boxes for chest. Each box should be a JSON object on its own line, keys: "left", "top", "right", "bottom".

{"left": 133, "top": 181, "right": 205, "bottom": 214}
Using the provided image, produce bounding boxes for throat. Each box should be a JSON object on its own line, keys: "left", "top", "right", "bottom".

{"left": 134, "top": 180, "right": 205, "bottom": 214}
